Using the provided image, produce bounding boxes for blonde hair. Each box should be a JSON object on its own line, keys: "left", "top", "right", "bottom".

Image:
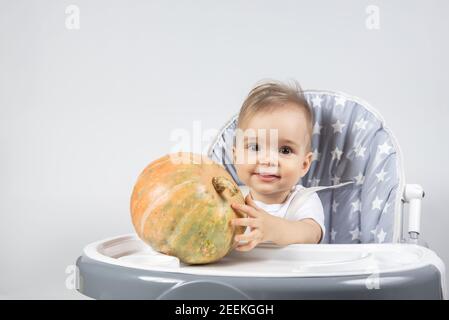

{"left": 236, "top": 79, "right": 313, "bottom": 153}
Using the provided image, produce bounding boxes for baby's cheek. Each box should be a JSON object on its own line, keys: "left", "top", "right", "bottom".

{"left": 234, "top": 164, "right": 251, "bottom": 183}
{"left": 281, "top": 159, "right": 303, "bottom": 180}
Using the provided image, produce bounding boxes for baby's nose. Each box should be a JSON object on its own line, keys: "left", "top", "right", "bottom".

{"left": 257, "top": 149, "right": 279, "bottom": 166}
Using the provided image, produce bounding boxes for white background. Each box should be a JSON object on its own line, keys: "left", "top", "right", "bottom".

{"left": 1, "top": 0, "right": 448, "bottom": 299}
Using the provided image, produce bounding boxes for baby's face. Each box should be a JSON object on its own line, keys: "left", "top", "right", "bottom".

{"left": 233, "top": 104, "right": 312, "bottom": 202}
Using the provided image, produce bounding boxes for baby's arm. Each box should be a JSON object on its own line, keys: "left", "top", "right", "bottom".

{"left": 231, "top": 195, "right": 323, "bottom": 251}
{"left": 272, "top": 218, "right": 322, "bottom": 246}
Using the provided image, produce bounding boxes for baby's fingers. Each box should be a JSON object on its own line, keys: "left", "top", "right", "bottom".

{"left": 235, "top": 229, "right": 262, "bottom": 243}
{"left": 235, "top": 240, "right": 259, "bottom": 252}
{"left": 231, "top": 203, "right": 259, "bottom": 218}
{"left": 232, "top": 217, "right": 260, "bottom": 228}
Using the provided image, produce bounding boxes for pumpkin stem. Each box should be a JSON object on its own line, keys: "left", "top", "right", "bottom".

{"left": 212, "top": 176, "right": 238, "bottom": 198}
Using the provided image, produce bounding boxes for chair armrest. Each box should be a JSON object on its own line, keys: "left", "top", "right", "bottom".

{"left": 403, "top": 184, "right": 425, "bottom": 243}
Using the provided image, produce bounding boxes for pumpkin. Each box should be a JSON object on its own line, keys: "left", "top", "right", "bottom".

{"left": 130, "top": 152, "right": 246, "bottom": 264}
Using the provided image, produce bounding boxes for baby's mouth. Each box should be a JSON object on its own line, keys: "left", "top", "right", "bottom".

{"left": 252, "top": 171, "right": 281, "bottom": 182}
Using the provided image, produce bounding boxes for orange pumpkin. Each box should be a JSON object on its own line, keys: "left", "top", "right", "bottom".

{"left": 130, "top": 152, "right": 246, "bottom": 264}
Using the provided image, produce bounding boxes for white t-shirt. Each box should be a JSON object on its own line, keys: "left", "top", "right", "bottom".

{"left": 238, "top": 185, "right": 326, "bottom": 244}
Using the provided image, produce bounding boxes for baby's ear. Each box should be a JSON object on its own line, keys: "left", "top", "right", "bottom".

{"left": 300, "top": 151, "right": 313, "bottom": 176}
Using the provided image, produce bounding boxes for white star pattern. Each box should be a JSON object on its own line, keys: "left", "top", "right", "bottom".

{"left": 354, "top": 118, "right": 368, "bottom": 131}
{"left": 309, "top": 177, "right": 320, "bottom": 187}
{"left": 313, "top": 122, "right": 322, "bottom": 135}
{"left": 331, "top": 175, "right": 341, "bottom": 185}
{"left": 335, "top": 96, "right": 347, "bottom": 107}
{"left": 351, "top": 199, "right": 362, "bottom": 212}
{"left": 331, "top": 229, "right": 337, "bottom": 242}
{"left": 332, "top": 200, "right": 339, "bottom": 213}
{"left": 371, "top": 228, "right": 387, "bottom": 243}
{"left": 383, "top": 202, "right": 391, "bottom": 213}
{"left": 354, "top": 144, "right": 367, "bottom": 158}
{"left": 375, "top": 168, "right": 388, "bottom": 182}
{"left": 377, "top": 229, "right": 387, "bottom": 243}
{"left": 378, "top": 142, "right": 392, "bottom": 155}
{"left": 331, "top": 147, "right": 343, "bottom": 161}
{"left": 372, "top": 196, "right": 383, "bottom": 210}
{"left": 312, "top": 149, "right": 321, "bottom": 162}
{"left": 311, "top": 96, "right": 322, "bottom": 108}
{"left": 332, "top": 119, "right": 346, "bottom": 134}
{"left": 349, "top": 227, "right": 361, "bottom": 241}
{"left": 354, "top": 172, "right": 365, "bottom": 185}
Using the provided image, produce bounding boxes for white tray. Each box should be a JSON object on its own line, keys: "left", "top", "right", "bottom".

{"left": 83, "top": 234, "right": 446, "bottom": 281}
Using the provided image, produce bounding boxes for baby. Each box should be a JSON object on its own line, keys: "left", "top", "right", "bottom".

{"left": 231, "top": 80, "right": 325, "bottom": 251}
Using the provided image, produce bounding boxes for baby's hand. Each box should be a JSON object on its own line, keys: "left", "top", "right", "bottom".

{"left": 230, "top": 195, "right": 279, "bottom": 251}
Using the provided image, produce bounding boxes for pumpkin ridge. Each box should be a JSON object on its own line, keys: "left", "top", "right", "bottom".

{"left": 139, "top": 178, "right": 198, "bottom": 235}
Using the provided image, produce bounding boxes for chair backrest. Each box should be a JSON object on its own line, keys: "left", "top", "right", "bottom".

{"left": 208, "top": 90, "right": 405, "bottom": 244}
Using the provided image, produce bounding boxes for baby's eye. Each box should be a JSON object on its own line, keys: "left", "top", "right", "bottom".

{"left": 279, "top": 146, "right": 292, "bottom": 155}
{"left": 247, "top": 143, "right": 259, "bottom": 152}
